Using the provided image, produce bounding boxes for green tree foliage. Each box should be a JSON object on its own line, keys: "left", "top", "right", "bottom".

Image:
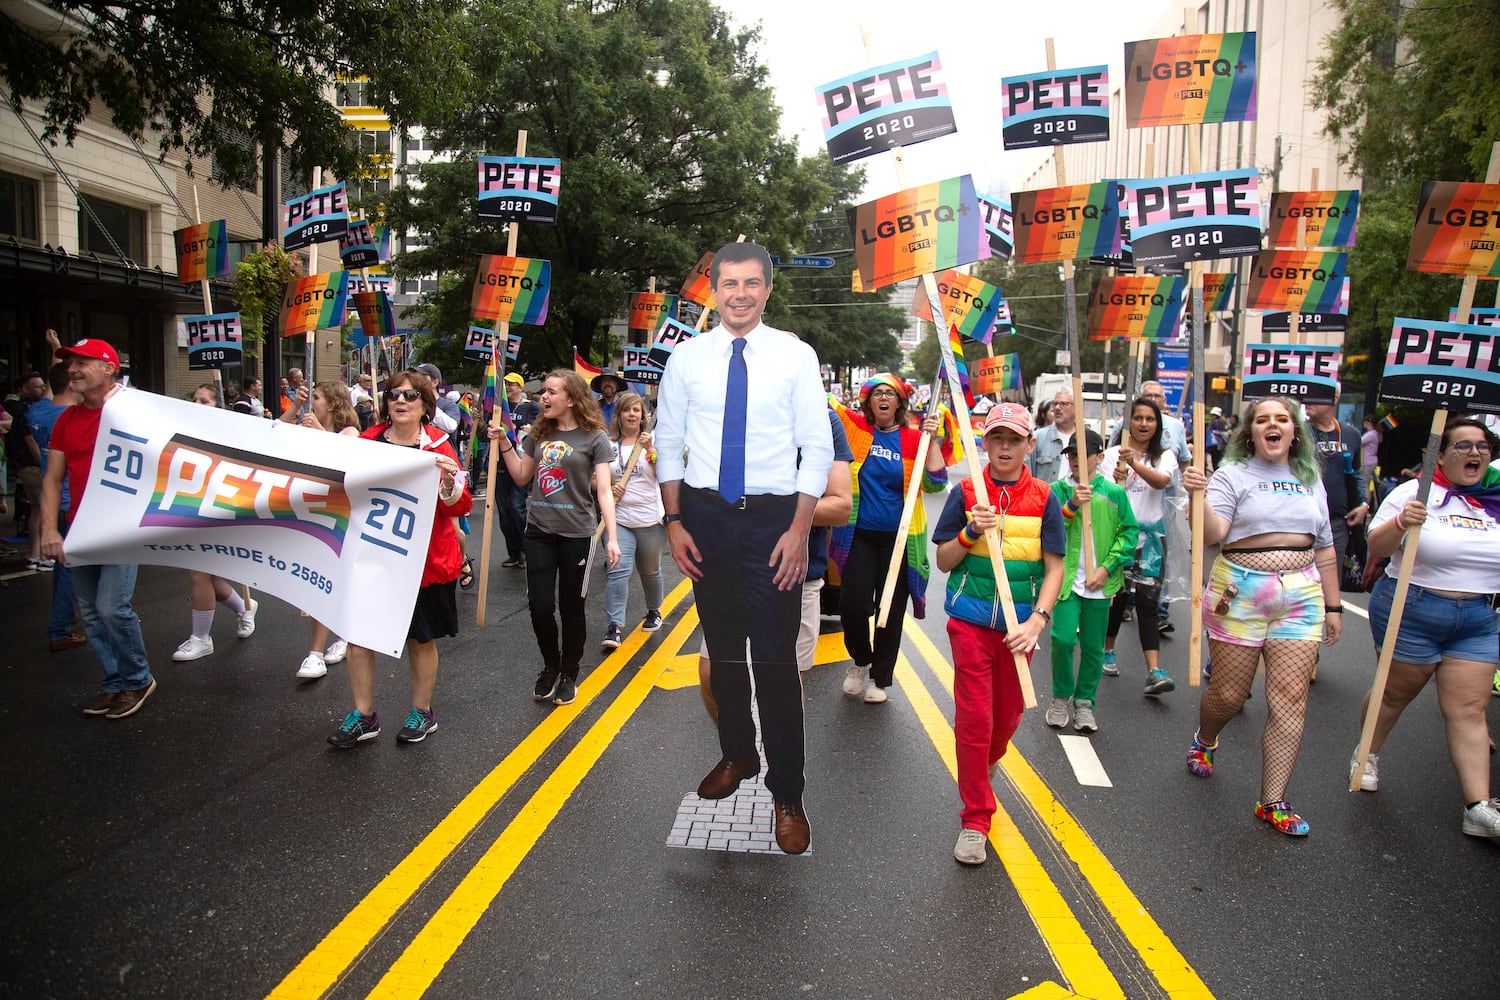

{"left": 387, "top": 0, "right": 831, "bottom": 377}
{"left": 1310, "top": 1, "right": 1500, "bottom": 405}
{"left": 972, "top": 256, "right": 1112, "bottom": 398}
{"left": 766, "top": 155, "right": 905, "bottom": 379}
{"left": 1, "top": 1, "right": 472, "bottom": 186}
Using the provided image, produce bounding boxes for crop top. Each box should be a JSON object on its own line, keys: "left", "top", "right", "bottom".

{"left": 1205, "top": 457, "right": 1333, "bottom": 548}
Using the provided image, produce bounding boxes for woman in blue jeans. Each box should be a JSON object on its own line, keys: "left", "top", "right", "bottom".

{"left": 1356, "top": 417, "right": 1500, "bottom": 840}
{"left": 601, "top": 392, "right": 665, "bottom": 650}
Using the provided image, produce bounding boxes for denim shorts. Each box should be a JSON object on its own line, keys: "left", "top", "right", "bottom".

{"left": 1203, "top": 556, "right": 1324, "bottom": 646}
{"left": 1367, "top": 575, "right": 1500, "bottom": 666}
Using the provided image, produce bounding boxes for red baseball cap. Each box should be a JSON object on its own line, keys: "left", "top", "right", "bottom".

{"left": 55, "top": 338, "right": 120, "bottom": 367}
{"left": 980, "top": 401, "right": 1033, "bottom": 439}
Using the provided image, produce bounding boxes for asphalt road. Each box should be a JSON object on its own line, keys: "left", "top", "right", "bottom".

{"left": 2, "top": 488, "right": 1497, "bottom": 1000}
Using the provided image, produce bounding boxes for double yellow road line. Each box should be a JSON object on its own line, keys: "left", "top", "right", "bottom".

{"left": 269, "top": 588, "right": 1213, "bottom": 999}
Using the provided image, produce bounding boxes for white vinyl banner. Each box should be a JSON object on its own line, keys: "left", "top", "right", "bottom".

{"left": 63, "top": 390, "right": 440, "bottom": 656}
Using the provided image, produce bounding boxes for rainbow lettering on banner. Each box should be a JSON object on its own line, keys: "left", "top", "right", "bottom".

{"left": 978, "top": 194, "right": 1014, "bottom": 260}
{"left": 1001, "top": 65, "right": 1110, "bottom": 150}
{"left": 1087, "top": 275, "right": 1186, "bottom": 342}
{"left": 174, "top": 220, "right": 228, "bottom": 284}
{"left": 141, "top": 435, "right": 352, "bottom": 556}
{"left": 680, "top": 251, "right": 715, "bottom": 308}
{"left": 471, "top": 255, "right": 551, "bottom": 325}
{"left": 1203, "top": 271, "right": 1235, "bottom": 313}
{"left": 1268, "top": 190, "right": 1360, "bottom": 249}
{"left": 849, "top": 175, "right": 988, "bottom": 291}
{"left": 353, "top": 290, "right": 395, "bottom": 342}
{"left": 910, "top": 269, "right": 1005, "bottom": 342}
{"left": 1011, "top": 182, "right": 1121, "bottom": 264}
{"left": 280, "top": 271, "right": 350, "bottom": 337}
{"left": 477, "top": 156, "right": 561, "bottom": 224}
{"left": 1244, "top": 249, "right": 1348, "bottom": 312}
{"left": 1407, "top": 181, "right": 1500, "bottom": 277}
{"left": 629, "top": 292, "right": 678, "bottom": 336}
{"left": 1123, "top": 32, "right": 1257, "bottom": 128}
{"left": 816, "top": 51, "right": 956, "bottom": 166}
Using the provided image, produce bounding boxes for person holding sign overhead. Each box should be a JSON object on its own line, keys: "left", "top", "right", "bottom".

{"left": 1180, "top": 397, "right": 1343, "bottom": 837}
{"left": 829, "top": 374, "right": 951, "bottom": 704}
{"left": 655, "top": 241, "right": 833, "bottom": 856}
{"left": 1352, "top": 418, "right": 1500, "bottom": 839}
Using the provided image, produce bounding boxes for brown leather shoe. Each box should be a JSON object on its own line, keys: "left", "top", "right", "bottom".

{"left": 774, "top": 800, "right": 811, "bottom": 855}
{"left": 50, "top": 634, "right": 88, "bottom": 652}
{"left": 82, "top": 691, "right": 118, "bottom": 716}
{"left": 106, "top": 679, "right": 157, "bottom": 719}
{"left": 696, "top": 756, "right": 760, "bottom": 799}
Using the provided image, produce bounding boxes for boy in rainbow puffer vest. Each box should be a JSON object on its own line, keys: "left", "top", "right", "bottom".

{"left": 932, "top": 402, "right": 1064, "bottom": 866}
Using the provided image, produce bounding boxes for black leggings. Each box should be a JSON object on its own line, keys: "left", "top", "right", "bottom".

{"left": 838, "top": 527, "right": 909, "bottom": 687}
{"left": 1106, "top": 579, "right": 1161, "bottom": 653}
{"left": 524, "top": 529, "right": 591, "bottom": 677}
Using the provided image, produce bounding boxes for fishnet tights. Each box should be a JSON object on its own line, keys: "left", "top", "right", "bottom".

{"left": 1201, "top": 637, "right": 1320, "bottom": 802}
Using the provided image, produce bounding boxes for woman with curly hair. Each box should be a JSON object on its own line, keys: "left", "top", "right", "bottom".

{"left": 830, "top": 374, "right": 952, "bottom": 703}
{"left": 490, "top": 369, "right": 619, "bottom": 708}
{"left": 1181, "top": 396, "right": 1342, "bottom": 836}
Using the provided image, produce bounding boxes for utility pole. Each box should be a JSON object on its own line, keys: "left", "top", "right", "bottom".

{"left": 261, "top": 142, "right": 282, "bottom": 418}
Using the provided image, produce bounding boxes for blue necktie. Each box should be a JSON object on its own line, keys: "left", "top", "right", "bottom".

{"left": 719, "top": 338, "right": 747, "bottom": 504}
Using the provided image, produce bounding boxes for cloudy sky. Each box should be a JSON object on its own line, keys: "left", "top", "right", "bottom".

{"left": 715, "top": 0, "right": 1175, "bottom": 199}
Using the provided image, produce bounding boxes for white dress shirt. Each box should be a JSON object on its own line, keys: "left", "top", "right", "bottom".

{"left": 655, "top": 322, "right": 833, "bottom": 498}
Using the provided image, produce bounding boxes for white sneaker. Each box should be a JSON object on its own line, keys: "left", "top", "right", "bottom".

{"left": 323, "top": 639, "right": 348, "bottom": 664}
{"left": 1072, "top": 700, "right": 1098, "bottom": 733}
{"left": 864, "top": 684, "right": 888, "bottom": 704}
{"left": 1044, "top": 697, "right": 1070, "bottom": 729}
{"left": 842, "top": 664, "right": 868, "bottom": 696}
{"left": 297, "top": 651, "right": 328, "bottom": 680}
{"left": 1349, "top": 748, "right": 1379, "bottom": 792}
{"left": 1461, "top": 800, "right": 1500, "bottom": 839}
{"left": 953, "top": 828, "right": 987, "bottom": 865}
{"left": 172, "top": 634, "right": 214, "bottom": 662}
{"left": 235, "top": 599, "right": 259, "bottom": 639}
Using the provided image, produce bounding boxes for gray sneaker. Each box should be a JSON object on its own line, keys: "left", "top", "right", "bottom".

{"left": 1044, "top": 697, "right": 1070, "bottom": 729}
{"left": 1461, "top": 800, "right": 1500, "bottom": 838}
{"left": 1349, "top": 748, "right": 1379, "bottom": 792}
{"left": 953, "top": 828, "right": 987, "bottom": 865}
{"left": 1072, "top": 700, "right": 1098, "bottom": 733}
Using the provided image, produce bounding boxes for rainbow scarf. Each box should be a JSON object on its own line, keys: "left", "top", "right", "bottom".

{"left": 828, "top": 397, "right": 957, "bottom": 619}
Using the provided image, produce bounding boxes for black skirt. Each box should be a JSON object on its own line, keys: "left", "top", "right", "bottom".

{"left": 409, "top": 579, "right": 459, "bottom": 644}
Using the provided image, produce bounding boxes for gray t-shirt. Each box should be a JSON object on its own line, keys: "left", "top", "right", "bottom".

{"left": 1206, "top": 457, "right": 1333, "bottom": 548}
{"left": 523, "top": 426, "right": 614, "bottom": 537}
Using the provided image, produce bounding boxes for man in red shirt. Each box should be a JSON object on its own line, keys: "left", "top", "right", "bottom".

{"left": 39, "top": 339, "right": 156, "bottom": 719}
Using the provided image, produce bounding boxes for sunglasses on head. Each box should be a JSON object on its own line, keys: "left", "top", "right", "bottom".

{"left": 384, "top": 388, "right": 422, "bottom": 402}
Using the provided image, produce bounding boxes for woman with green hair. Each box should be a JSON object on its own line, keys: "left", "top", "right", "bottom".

{"left": 1180, "top": 397, "right": 1344, "bottom": 837}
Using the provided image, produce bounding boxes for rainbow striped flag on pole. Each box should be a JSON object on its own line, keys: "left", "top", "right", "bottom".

{"left": 939, "top": 325, "right": 974, "bottom": 407}
{"left": 574, "top": 351, "right": 603, "bottom": 382}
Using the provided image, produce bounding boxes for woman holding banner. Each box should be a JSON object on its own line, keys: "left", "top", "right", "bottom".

{"left": 328, "top": 369, "right": 472, "bottom": 748}
{"left": 1098, "top": 396, "right": 1177, "bottom": 695}
{"left": 489, "top": 370, "right": 619, "bottom": 709}
{"left": 284, "top": 381, "right": 363, "bottom": 680}
{"left": 171, "top": 384, "right": 258, "bottom": 662}
{"left": 602, "top": 392, "right": 664, "bottom": 650}
{"left": 1352, "top": 417, "right": 1500, "bottom": 839}
{"left": 1181, "top": 397, "right": 1342, "bottom": 837}
{"left": 830, "top": 375, "right": 951, "bottom": 703}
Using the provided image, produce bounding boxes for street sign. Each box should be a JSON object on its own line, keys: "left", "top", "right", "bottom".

{"left": 771, "top": 255, "right": 836, "bottom": 269}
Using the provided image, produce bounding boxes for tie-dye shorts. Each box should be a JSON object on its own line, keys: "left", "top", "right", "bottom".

{"left": 1204, "top": 556, "right": 1325, "bottom": 646}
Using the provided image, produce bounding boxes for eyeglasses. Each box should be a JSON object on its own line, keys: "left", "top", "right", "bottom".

{"left": 1447, "top": 440, "right": 1492, "bottom": 454}
{"left": 869, "top": 389, "right": 900, "bottom": 399}
{"left": 384, "top": 388, "right": 422, "bottom": 402}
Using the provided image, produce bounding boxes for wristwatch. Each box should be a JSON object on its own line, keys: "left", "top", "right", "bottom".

{"left": 1036, "top": 608, "right": 1052, "bottom": 623}
{"left": 665, "top": 513, "right": 682, "bottom": 524}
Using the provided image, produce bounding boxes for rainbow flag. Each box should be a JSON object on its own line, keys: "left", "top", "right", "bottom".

{"left": 1204, "top": 271, "right": 1236, "bottom": 313}
{"left": 1379, "top": 414, "right": 1398, "bottom": 431}
{"left": 1087, "top": 275, "right": 1186, "bottom": 341}
{"left": 849, "top": 175, "right": 988, "bottom": 290}
{"left": 471, "top": 255, "right": 552, "bottom": 324}
{"left": 911, "top": 269, "right": 1006, "bottom": 343}
{"left": 575, "top": 351, "right": 603, "bottom": 382}
{"left": 1269, "top": 190, "right": 1360, "bottom": 249}
{"left": 939, "top": 325, "right": 974, "bottom": 407}
{"left": 1245, "top": 250, "right": 1348, "bottom": 312}
{"left": 352, "top": 290, "right": 395, "bottom": 342}
{"left": 997, "top": 352, "right": 1023, "bottom": 390}
{"left": 279, "top": 271, "right": 350, "bottom": 337}
{"left": 174, "top": 220, "right": 229, "bottom": 284}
